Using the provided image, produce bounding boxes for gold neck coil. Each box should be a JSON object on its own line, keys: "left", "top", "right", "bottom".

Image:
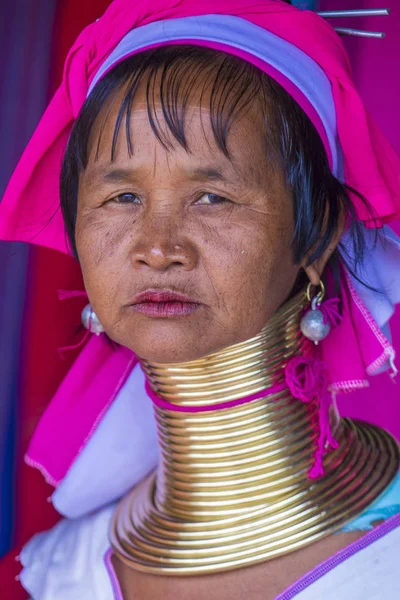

{"left": 140, "top": 292, "right": 309, "bottom": 407}
{"left": 111, "top": 291, "right": 400, "bottom": 575}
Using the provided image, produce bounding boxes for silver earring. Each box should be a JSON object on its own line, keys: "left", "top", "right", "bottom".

{"left": 81, "top": 304, "right": 104, "bottom": 336}
{"left": 300, "top": 282, "right": 330, "bottom": 345}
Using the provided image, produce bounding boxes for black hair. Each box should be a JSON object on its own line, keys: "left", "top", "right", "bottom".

{"left": 60, "top": 44, "right": 376, "bottom": 288}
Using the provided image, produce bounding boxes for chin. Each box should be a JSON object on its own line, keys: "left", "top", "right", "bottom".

{"left": 113, "top": 320, "right": 223, "bottom": 364}
{"left": 132, "top": 342, "right": 213, "bottom": 364}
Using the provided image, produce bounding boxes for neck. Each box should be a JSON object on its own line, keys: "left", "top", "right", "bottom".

{"left": 111, "top": 291, "right": 399, "bottom": 575}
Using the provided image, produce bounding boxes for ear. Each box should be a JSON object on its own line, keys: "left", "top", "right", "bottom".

{"left": 301, "top": 212, "right": 346, "bottom": 286}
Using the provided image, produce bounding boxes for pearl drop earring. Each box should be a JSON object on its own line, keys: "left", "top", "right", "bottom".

{"left": 81, "top": 304, "right": 104, "bottom": 336}
{"left": 300, "top": 282, "right": 331, "bottom": 345}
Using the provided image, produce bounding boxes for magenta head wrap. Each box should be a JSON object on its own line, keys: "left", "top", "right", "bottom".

{"left": 1, "top": 0, "right": 400, "bottom": 253}
{"left": 2, "top": 0, "right": 400, "bottom": 489}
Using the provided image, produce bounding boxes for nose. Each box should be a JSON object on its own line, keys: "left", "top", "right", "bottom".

{"left": 130, "top": 212, "right": 198, "bottom": 272}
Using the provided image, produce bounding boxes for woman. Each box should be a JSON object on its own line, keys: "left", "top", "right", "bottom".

{"left": 1, "top": 1, "right": 400, "bottom": 598}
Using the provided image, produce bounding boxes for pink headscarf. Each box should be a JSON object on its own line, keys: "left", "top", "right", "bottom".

{"left": 2, "top": 0, "right": 400, "bottom": 485}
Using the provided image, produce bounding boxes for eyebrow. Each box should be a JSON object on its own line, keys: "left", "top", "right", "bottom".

{"left": 187, "top": 167, "right": 228, "bottom": 182}
{"left": 88, "top": 165, "right": 236, "bottom": 186}
{"left": 102, "top": 168, "right": 137, "bottom": 183}
{"left": 86, "top": 167, "right": 143, "bottom": 188}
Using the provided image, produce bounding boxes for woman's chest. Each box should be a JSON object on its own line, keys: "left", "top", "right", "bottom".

{"left": 20, "top": 506, "right": 400, "bottom": 600}
{"left": 110, "top": 531, "right": 366, "bottom": 600}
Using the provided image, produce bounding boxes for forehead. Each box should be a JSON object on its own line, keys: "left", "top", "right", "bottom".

{"left": 86, "top": 76, "right": 276, "bottom": 180}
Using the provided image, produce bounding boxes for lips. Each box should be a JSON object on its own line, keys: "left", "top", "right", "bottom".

{"left": 130, "top": 289, "right": 201, "bottom": 318}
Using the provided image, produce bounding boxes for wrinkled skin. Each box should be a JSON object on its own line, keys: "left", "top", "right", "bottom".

{"left": 76, "top": 85, "right": 331, "bottom": 364}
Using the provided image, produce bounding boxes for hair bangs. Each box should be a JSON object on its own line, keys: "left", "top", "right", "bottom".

{"left": 88, "top": 46, "right": 268, "bottom": 163}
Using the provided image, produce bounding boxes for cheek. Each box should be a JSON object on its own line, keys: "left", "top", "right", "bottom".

{"left": 75, "top": 212, "right": 133, "bottom": 314}
{"left": 203, "top": 213, "right": 298, "bottom": 322}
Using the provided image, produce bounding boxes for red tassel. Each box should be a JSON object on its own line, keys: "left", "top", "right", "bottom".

{"left": 319, "top": 297, "right": 342, "bottom": 327}
{"left": 58, "top": 329, "right": 91, "bottom": 360}
{"left": 57, "top": 289, "right": 90, "bottom": 358}
{"left": 285, "top": 356, "right": 337, "bottom": 479}
{"left": 57, "top": 289, "right": 88, "bottom": 300}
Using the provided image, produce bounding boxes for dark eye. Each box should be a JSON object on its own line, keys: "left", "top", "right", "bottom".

{"left": 111, "top": 193, "right": 141, "bottom": 204}
{"left": 195, "top": 193, "right": 230, "bottom": 205}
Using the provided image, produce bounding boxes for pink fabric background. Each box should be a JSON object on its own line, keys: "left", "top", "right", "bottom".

{"left": 321, "top": 0, "right": 400, "bottom": 439}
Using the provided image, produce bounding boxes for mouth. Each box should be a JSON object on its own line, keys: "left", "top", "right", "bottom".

{"left": 129, "top": 289, "right": 201, "bottom": 318}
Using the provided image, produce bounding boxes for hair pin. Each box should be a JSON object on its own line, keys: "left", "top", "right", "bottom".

{"left": 317, "top": 9, "right": 389, "bottom": 19}
{"left": 317, "top": 8, "right": 389, "bottom": 38}
{"left": 333, "top": 28, "right": 385, "bottom": 39}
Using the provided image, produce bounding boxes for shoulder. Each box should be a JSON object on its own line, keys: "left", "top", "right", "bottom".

{"left": 20, "top": 503, "right": 116, "bottom": 600}
{"left": 292, "top": 516, "right": 400, "bottom": 600}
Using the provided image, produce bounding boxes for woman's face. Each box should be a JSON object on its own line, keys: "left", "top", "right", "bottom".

{"left": 76, "top": 84, "right": 301, "bottom": 363}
